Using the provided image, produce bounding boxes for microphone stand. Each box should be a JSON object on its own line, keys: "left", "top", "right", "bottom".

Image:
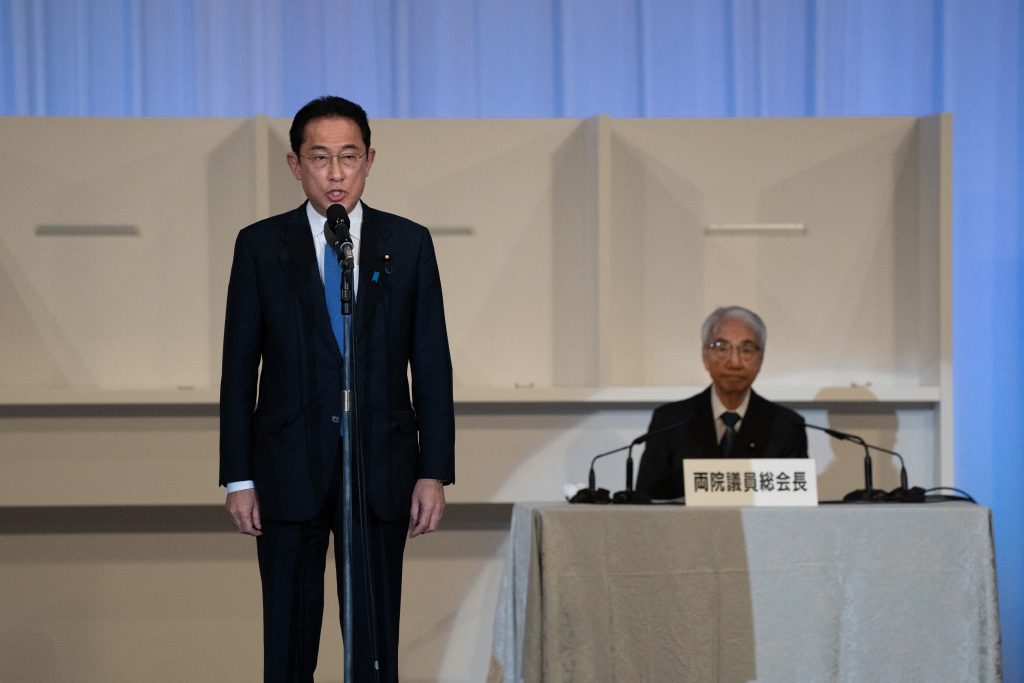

{"left": 339, "top": 244, "right": 356, "bottom": 682}
{"left": 840, "top": 438, "right": 879, "bottom": 503}
{"left": 611, "top": 443, "right": 651, "bottom": 504}
{"left": 568, "top": 444, "right": 619, "bottom": 503}
{"left": 326, "top": 207, "right": 356, "bottom": 680}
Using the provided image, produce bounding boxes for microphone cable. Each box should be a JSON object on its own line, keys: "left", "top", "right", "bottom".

{"left": 346, "top": 256, "right": 383, "bottom": 683}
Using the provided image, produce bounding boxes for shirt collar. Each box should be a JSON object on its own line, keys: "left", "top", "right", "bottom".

{"left": 710, "top": 387, "right": 751, "bottom": 422}
{"left": 306, "top": 200, "right": 363, "bottom": 241}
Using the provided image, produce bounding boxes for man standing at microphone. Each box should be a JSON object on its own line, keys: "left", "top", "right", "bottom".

{"left": 219, "top": 96, "right": 455, "bottom": 681}
{"left": 636, "top": 306, "right": 806, "bottom": 500}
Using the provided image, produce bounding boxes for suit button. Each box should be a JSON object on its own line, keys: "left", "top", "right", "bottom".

{"left": 330, "top": 415, "right": 340, "bottom": 424}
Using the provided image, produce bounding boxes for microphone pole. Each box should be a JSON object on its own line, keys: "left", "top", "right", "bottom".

{"left": 625, "top": 443, "right": 635, "bottom": 493}
{"left": 570, "top": 442, "right": 625, "bottom": 503}
{"left": 326, "top": 203, "right": 358, "bottom": 680}
{"left": 612, "top": 442, "right": 651, "bottom": 504}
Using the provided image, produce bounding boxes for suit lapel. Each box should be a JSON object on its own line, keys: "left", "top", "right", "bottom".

{"left": 688, "top": 387, "right": 720, "bottom": 457}
{"left": 355, "top": 205, "right": 387, "bottom": 346}
{"left": 735, "top": 390, "right": 769, "bottom": 456}
{"left": 278, "top": 203, "right": 342, "bottom": 362}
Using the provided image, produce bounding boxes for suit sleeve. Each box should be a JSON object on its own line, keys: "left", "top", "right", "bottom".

{"left": 409, "top": 230, "right": 456, "bottom": 483}
{"left": 219, "top": 231, "right": 263, "bottom": 486}
{"left": 782, "top": 417, "right": 806, "bottom": 458}
{"left": 781, "top": 411, "right": 809, "bottom": 458}
{"left": 636, "top": 407, "right": 676, "bottom": 499}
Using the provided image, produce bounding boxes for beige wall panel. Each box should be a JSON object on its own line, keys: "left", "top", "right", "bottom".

{"left": 0, "top": 523, "right": 506, "bottom": 683}
{"left": 0, "top": 117, "right": 261, "bottom": 393}
{"left": 602, "top": 117, "right": 940, "bottom": 389}
{"left": 0, "top": 412, "right": 220, "bottom": 506}
{"left": 369, "top": 117, "right": 590, "bottom": 388}
{"left": 207, "top": 116, "right": 279, "bottom": 384}
{"left": 0, "top": 532, "right": 262, "bottom": 682}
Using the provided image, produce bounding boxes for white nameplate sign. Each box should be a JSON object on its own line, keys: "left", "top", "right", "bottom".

{"left": 683, "top": 458, "right": 818, "bottom": 507}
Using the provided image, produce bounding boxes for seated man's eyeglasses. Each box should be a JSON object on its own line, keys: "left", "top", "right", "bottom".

{"left": 706, "top": 340, "right": 762, "bottom": 362}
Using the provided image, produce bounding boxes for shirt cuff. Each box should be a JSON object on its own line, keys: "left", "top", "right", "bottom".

{"left": 225, "top": 480, "right": 255, "bottom": 494}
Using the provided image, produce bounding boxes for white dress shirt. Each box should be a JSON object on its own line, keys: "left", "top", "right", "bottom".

{"left": 710, "top": 388, "right": 751, "bottom": 446}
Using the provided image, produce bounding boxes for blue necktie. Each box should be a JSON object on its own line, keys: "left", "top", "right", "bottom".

{"left": 720, "top": 412, "right": 740, "bottom": 457}
{"left": 323, "top": 240, "right": 345, "bottom": 357}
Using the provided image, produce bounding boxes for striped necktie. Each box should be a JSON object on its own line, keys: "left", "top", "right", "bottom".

{"left": 720, "top": 411, "right": 740, "bottom": 457}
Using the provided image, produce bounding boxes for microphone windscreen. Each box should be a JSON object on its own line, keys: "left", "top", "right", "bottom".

{"left": 326, "top": 203, "right": 349, "bottom": 227}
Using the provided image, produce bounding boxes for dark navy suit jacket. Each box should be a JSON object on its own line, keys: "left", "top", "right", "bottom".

{"left": 219, "top": 202, "right": 455, "bottom": 522}
{"left": 635, "top": 386, "right": 807, "bottom": 500}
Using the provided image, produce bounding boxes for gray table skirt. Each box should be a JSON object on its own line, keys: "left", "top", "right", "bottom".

{"left": 490, "top": 503, "right": 1001, "bottom": 683}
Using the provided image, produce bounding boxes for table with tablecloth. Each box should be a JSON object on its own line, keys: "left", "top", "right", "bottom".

{"left": 489, "top": 502, "right": 1001, "bottom": 682}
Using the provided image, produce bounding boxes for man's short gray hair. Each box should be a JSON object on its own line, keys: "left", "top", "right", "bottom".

{"left": 700, "top": 306, "right": 767, "bottom": 349}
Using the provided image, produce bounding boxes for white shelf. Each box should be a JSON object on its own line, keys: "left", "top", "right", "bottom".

{"left": 455, "top": 385, "right": 941, "bottom": 404}
{"left": 0, "top": 388, "right": 220, "bottom": 406}
{"left": 0, "top": 384, "right": 941, "bottom": 407}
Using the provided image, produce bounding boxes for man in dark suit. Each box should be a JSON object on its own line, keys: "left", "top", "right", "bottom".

{"left": 636, "top": 306, "right": 806, "bottom": 500}
{"left": 219, "top": 96, "right": 455, "bottom": 682}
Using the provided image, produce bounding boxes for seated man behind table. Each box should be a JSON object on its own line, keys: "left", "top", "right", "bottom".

{"left": 636, "top": 305, "right": 808, "bottom": 500}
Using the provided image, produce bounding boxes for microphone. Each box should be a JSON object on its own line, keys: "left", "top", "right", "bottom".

{"left": 799, "top": 423, "right": 876, "bottom": 502}
{"left": 616, "top": 420, "right": 687, "bottom": 503}
{"left": 571, "top": 415, "right": 693, "bottom": 504}
{"left": 801, "top": 421, "right": 924, "bottom": 502}
{"left": 766, "top": 405, "right": 877, "bottom": 501}
{"left": 849, "top": 438, "right": 924, "bottom": 502}
{"left": 325, "top": 203, "right": 354, "bottom": 269}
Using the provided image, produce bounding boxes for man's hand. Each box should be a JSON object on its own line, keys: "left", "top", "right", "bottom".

{"left": 226, "top": 488, "right": 263, "bottom": 536}
{"left": 408, "top": 478, "right": 445, "bottom": 538}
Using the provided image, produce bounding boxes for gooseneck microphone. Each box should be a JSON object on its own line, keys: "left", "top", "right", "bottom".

{"left": 850, "top": 437, "right": 922, "bottom": 501}
{"left": 857, "top": 439, "right": 908, "bottom": 491}
{"left": 799, "top": 420, "right": 923, "bottom": 502}
{"left": 799, "top": 423, "right": 876, "bottom": 501}
{"left": 325, "top": 203, "right": 354, "bottom": 269}
{"left": 572, "top": 415, "right": 693, "bottom": 504}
